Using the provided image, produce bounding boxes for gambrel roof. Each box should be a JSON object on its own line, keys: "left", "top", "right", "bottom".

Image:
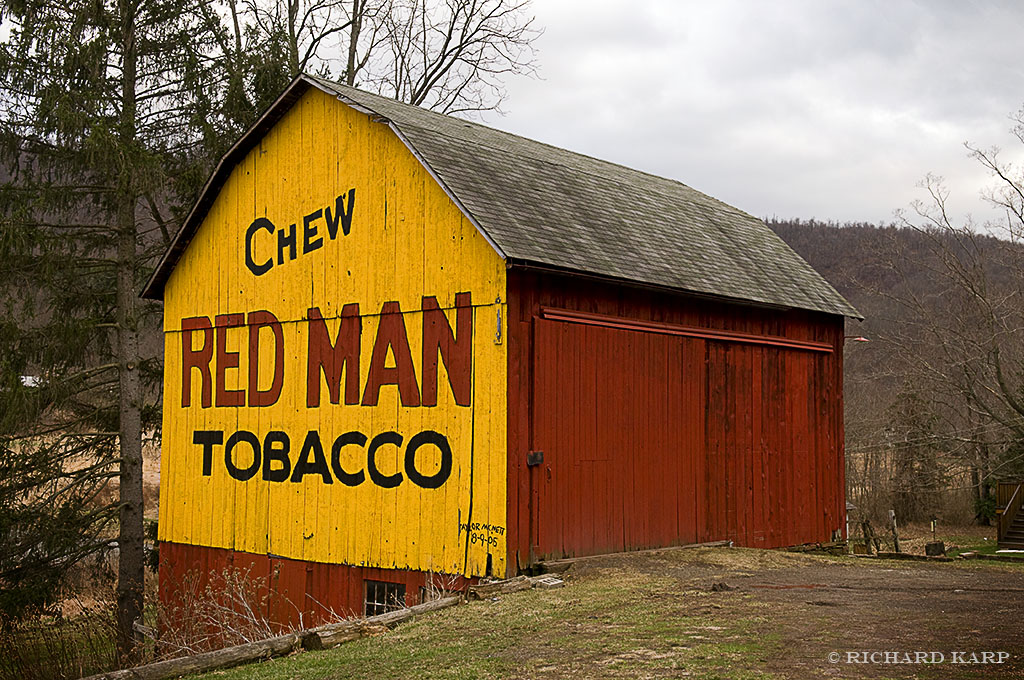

{"left": 143, "top": 75, "right": 859, "bottom": 318}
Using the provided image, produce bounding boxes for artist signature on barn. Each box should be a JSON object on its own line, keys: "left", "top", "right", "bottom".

{"left": 459, "top": 522, "right": 505, "bottom": 547}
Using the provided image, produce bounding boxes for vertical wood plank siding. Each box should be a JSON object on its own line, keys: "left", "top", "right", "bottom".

{"left": 159, "top": 86, "right": 507, "bottom": 582}
{"left": 505, "top": 270, "right": 845, "bottom": 565}
{"left": 158, "top": 542, "right": 475, "bottom": 629}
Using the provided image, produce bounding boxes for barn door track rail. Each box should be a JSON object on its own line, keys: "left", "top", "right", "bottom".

{"left": 539, "top": 307, "right": 835, "bottom": 354}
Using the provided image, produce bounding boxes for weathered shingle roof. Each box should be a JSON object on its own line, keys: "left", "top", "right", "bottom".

{"left": 144, "top": 75, "right": 859, "bottom": 318}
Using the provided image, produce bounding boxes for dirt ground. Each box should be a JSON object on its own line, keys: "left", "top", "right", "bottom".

{"left": 204, "top": 546, "right": 1024, "bottom": 680}
{"left": 565, "top": 548, "right": 1024, "bottom": 678}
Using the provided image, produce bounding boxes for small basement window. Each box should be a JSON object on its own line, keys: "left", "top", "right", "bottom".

{"left": 364, "top": 580, "right": 406, "bottom": 616}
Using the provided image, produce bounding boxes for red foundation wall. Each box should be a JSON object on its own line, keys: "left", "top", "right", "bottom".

{"left": 158, "top": 541, "right": 475, "bottom": 632}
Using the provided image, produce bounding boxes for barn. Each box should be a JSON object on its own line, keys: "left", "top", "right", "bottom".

{"left": 143, "top": 74, "right": 859, "bottom": 624}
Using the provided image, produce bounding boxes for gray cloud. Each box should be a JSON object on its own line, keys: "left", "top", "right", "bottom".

{"left": 483, "top": 0, "right": 1024, "bottom": 226}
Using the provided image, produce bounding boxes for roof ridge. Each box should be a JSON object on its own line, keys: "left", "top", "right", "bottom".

{"left": 306, "top": 77, "right": 856, "bottom": 318}
{"left": 143, "top": 74, "right": 860, "bottom": 317}
{"left": 310, "top": 75, "right": 741, "bottom": 208}
{"left": 399, "top": 118, "right": 752, "bottom": 215}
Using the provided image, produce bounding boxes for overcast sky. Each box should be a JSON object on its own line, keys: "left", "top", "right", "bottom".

{"left": 478, "top": 0, "right": 1024, "bottom": 227}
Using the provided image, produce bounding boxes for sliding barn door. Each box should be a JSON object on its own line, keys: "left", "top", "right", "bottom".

{"left": 528, "top": 315, "right": 839, "bottom": 560}
{"left": 529, "top": 318, "right": 702, "bottom": 560}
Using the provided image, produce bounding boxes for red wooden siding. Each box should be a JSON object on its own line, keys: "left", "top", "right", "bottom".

{"left": 505, "top": 269, "right": 845, "bottom": 567}
{"left": 158, "top": 542, "right": 475, "bottom": 631}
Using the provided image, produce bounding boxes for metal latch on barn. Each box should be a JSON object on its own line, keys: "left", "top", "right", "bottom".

{"left": 527, "top": 450, "right": 544, "bottom": 466}
{"left": 494, "top": 297, "right": 503, "bottom": 344}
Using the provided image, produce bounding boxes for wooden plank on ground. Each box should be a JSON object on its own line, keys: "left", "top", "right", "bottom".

{"left": 83, "top": 595, "right": 465, "bottom": 680}
{"left": 538, "top": 540, "right": 732, "bottom": 573}
{"left": 84, "top": 633, "right": 307, "bottom": 680}
{"left": 467, "top": 575, "right": 532, "bottom": 599}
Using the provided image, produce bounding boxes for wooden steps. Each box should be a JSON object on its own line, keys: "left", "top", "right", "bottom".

{"left": 999, "top": 510, "right": 1024, "bottom": 549}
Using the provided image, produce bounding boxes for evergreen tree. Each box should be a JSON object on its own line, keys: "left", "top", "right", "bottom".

{"left": 0, "top": 0, "right": 225, "bottom": 658}
{"left": 0, "top": 0, "right": 536, "bottom": 662}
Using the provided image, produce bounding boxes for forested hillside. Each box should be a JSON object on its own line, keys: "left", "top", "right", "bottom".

{"left": 769, "top": 218, "right": 1024, "bottom": 524}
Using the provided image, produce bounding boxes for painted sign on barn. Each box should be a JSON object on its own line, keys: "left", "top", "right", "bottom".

{"left": 158, "top": 88, "right": 508, "bottom": 578}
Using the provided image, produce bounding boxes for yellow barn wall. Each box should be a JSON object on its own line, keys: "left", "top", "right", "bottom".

{"left": 159, "top": 87, "right": 508, "bottom": 578}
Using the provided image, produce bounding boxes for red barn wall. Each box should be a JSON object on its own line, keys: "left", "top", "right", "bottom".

{"left": 505, "top": 268, "right": 846, "bottom": 568}
{"left": 158, "top": 542, "right": 476, "bottom": 632}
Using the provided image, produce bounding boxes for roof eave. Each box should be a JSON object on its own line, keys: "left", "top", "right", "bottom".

{"left": 141, "top": 74, "right": 508, "bottom": 301}
{"left": 505, "top": 258, "right": 863, "bottom": 320}
{"left": 141, "top": 74, "right": 318, "bottom": 300}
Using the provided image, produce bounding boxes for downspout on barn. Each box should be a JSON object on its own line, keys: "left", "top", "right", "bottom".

{"left": 143, "top": 74, "right": 860, "bottom": 624}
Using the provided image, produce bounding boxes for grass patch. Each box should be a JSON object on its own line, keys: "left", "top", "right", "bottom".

{"left": 946, "top": 535, "right": 1001, "bottom": 557}
{"left": 199, "top": 557, "right": 784, "bottom": 680}
{"left": 894, "top": 523, "right": 997, "bottom": 557}
{"left": 0, "top": 607, "right": 117, "bottom": 680}
{"left": 189, "top": 544, "right": 1024, "bottom": 679}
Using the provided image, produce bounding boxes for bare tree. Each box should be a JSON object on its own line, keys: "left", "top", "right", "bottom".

{"left": 372, "top": 0, "right": 538, "bottom": 113}
{"left": 238, "top": 0, "right": 538, "bottom": 113}
{"left": 873, "top": 110, "right": 1024, "bottom": 521}
{"left": 242, "top": 0, "right": 365, "bottom": 74}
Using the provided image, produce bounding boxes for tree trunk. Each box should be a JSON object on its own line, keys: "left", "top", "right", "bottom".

{"left": 970, "top": 463, "right": 982, "bottom": 523}
{"left": 115, "top": 0, "right": 144, "bottom": 662}
{"left": 892, "top": 440, "right": 916, "bottom": 522}
{"left": 978, "top": 440, "right": 993, "bottom": 526}
{"left": 345, "top": 0, "right": 362, "bottom": 85}
{"left": 287, "top": 0, "right": 300, "bottom": 74}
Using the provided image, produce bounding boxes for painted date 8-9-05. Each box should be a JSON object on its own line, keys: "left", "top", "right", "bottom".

{"left": 459, "top": 522, "right": 505, "bottom": 548}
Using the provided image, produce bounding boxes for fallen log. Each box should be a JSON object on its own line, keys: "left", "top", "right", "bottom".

{"left": 301, "top": 621, "right": 388, "bottom": 651}
{"left": 84, "top": 595, "right": 465, "bottom": 680}
{"left": 365, "top": 594, "right": 462, "bottom": 626}
{"left": 467, "top": 575, "right": 532, "bottom": 600}
{"left": 306, "top": 595, "right": 463, "bottom": 649}
{"left": 84, "top": 632, "right": 308, "bottom": 680}
{"left": 785, "top": 541, "right": 847, "bottom": 555}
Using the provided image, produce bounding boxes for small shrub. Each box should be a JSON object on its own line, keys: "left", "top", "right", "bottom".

{"left": 974, "top": 494, "right": 997, "bottom": 525}
{"left": 155, "top": 565, "right": 350, "bottom": 658}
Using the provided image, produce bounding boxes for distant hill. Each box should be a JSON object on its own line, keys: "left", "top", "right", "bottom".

{"left": 768, "top": 218, "right": 1024, "bottom": 522}
{"left": 768, "top": 216, "right": 1021, "bottom": 343}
